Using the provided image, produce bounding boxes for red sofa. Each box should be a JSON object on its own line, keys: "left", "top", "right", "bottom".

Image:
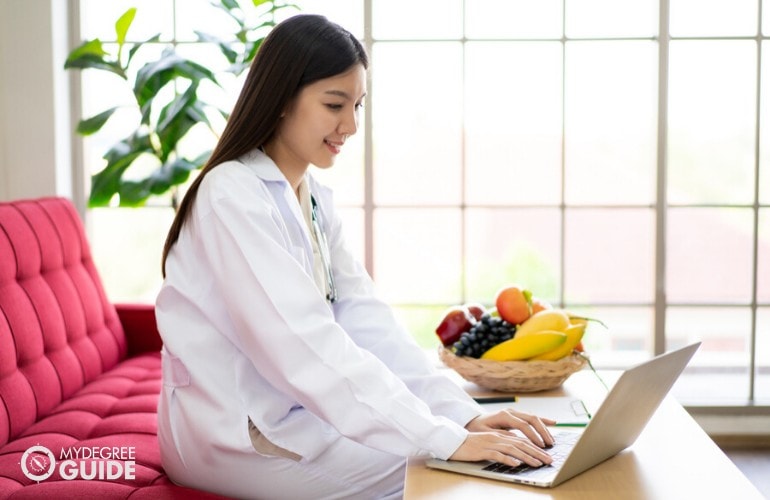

{"left": 0, "top": 197, "right": 226, "bottom": 499}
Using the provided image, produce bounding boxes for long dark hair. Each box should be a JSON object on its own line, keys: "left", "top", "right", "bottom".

{"left": 161, "top": 14, "right": 368, "bottom": 276}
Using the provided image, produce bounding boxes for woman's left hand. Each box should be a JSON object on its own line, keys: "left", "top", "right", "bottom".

{"left": 465, "top": 410, "right": 556, "bottom": 449}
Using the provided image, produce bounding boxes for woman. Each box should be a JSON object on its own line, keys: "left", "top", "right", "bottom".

{"left": 157, "top": 14, "right": 554, "bottom": 499}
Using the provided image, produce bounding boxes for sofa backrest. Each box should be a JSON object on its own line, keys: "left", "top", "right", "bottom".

{"left": 0, "top": 197, "right": 127, "bottom": 446}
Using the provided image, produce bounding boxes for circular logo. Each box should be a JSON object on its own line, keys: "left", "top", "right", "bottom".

{"left": 20, "top": 445, "right": 56, "bottom": 482}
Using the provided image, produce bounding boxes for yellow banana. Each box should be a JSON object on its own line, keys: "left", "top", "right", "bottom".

{"left": 530, "top": 324, "right": 586, "bottom": 360}
{"left": 515, "top": 309, "right": 570, "bottom": 338}
{"left": 481, "top": 331, "right": 567, "bottom": 361}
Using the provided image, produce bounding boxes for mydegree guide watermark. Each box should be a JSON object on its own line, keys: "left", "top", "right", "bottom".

{"left": 20, "top": 445, "right": 137, "bottom": 482}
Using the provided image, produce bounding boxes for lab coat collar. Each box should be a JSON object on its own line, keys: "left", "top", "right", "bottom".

{"left": 239, "top": 148, "right": 319, "bottom": 281}
{"left": 239, "top": 148, "right": 289, "bottom": 183}
{"left": 239, "top": 148, "right": 332, "bottom": 214}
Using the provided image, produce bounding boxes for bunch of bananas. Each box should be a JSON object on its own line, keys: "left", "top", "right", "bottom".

{"left": 480, "top": 309, "right": 588, "bottom": 362}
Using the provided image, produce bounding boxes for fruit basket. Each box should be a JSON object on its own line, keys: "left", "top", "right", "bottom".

{"left": 439, "top": 346, "right": 587, "bottom": 393}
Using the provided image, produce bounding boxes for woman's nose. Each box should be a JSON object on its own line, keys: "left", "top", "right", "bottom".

{"left": 338, "top": 107, "right": 359, "bottom": 136}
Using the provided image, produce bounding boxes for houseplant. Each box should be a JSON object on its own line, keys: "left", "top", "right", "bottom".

{"left": 65, "top": 0, "right": 298, "bottom": 208}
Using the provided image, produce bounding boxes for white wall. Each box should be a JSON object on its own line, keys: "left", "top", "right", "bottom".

{"left": 0, "top": 0, "right": 74, "bottom": 204}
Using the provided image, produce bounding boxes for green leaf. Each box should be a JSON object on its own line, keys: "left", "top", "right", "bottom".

{"left": 89, "top": 133, "right": 154, "bottom": 206}
{"left": 156, "top": 86, "right": 200, "bottom": 161}
{"left": 76, "top": 107, "right": 118, "bottom": 135}
{"left": 117, "top": 180, "right": 152, "bottom": 207}
{"left": 133, "top": 50, "right": 181, "bottom": 108}
{"left": 134, "top": 49, "right": 219, "bottom": 109}
{"left": 64, "top": 39, "right": 124, "bottom": 76}
{"left": 115, "top": 8, "right": 136, "bottom": 47}
{"left": 117, "top": 155, "right": 205, "bottom": 206}
{"left": 152, "top": 157, "right": 201, "bottom": 189}
{"left": 65, "top": 39, "right": 108, "bottom": 66}
{"left": 89, "top": 152, "right": 141, "bottom": 206}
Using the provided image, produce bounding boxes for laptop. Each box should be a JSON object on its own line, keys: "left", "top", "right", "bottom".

{"left": 426, "top": 342, "right": 701, "bottom": 488}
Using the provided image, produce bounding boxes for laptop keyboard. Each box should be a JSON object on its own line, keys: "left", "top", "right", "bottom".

{"left": 481, "top": 430, "right": 581, "bottom": 477}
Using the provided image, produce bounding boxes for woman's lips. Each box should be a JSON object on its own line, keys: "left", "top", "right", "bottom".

{"left": 324, "top": 139, "right": 343, "bottom": 154}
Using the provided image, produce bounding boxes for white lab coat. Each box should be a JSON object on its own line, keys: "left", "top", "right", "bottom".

{"left": 155, "top": 149, "right": 482, "bottom": 498}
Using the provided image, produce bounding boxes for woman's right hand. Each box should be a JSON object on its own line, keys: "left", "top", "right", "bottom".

{"left": 448, "top": 431, "right": 553, "bottom": 468}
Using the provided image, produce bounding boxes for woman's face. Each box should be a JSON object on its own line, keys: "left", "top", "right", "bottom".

{"left": 269, "top": 64, "right": 367, "bottom": 177}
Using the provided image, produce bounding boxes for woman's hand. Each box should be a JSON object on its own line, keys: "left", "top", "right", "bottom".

{"left": 467, "top": 409, "right": 556, "bottom": 448}
{"left": 449, "top": 410, "right": 557, "bottom": 467}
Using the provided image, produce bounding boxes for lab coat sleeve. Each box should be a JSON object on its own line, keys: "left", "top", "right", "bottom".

{"left": 316, "top": 189, "right": 483, "bottom": 429}
{"left": 194, "top": 184, "right": 469, "bottom": 460}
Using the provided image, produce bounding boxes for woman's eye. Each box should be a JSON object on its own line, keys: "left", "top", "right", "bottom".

{"left": 325, "top": 103, "right": 343, "bottom": 111}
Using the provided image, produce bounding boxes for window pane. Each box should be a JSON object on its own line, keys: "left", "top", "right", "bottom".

{"left": 667, "top": 208, "right": 754, "bottom": 303}
{"left": 668, "top": 306, "right": 752, "bottom": 403}
{"left": 765, "top": 2, "right": 770, "bottom": 36}
{"left": 311, "top": 123, "right": 366, "bottom": 206}
{"left": 465, "top": 42, "right": 562, "bottom": 205}
{"left": 668, "top": 41, "right": 756, "bottom": 204}
{"left": 182, "top": 1, "right": 361, "bottom": 42}
{"left": 564, "top": 208, "right": 655, "bottom": 304}
{"left": 757, "top": 307, "right": 770, "bottom": 401}
{"left": 373, "top": 209, "right": 462, "bottom": 304}
{"left": 80, "top": 0, "right": 174, "bottom": 41}
{"left": 566, "top": 0, "right": 658, "bottom": 38}
{"left": 464, "top": 208, "right": 561, "bottom": 305}
{"left": 670, "top": 0, "right": 758, "bottom": 37}
{"left": 569, "top": 306, "right": 652, "bottom": 366}
{"left": 465, "top": 0, "right": 562, "bottom": 39}
{"left": 335, "top": 208, "right": 365, "bottom": 265}
{"left": 372, "top": 0, "right": 462, "bottom": 39}
{"left": 759, "top": 208, "right": 770, "bottom": 303}
{"left": 294, "top": 0, "right": 364, "bottom": 38}
{"left": 372, "top": 43, "right": 463, "bottom": 205}
{"left": 175, "top": 0, "right": 237, "bottom": 41}
{"left": 392, "top": 305, "right": 447, "bottom": 349}
{"left": 564, "top": 41, "right": 657, "bottom": 205}
{"left": 89, "top": 207, "right": 174, "bottom": 302}
{"left": 759, "top": 42, "right": 770, "bottom": 205}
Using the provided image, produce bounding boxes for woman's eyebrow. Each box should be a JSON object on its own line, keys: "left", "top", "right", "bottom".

{"left": 324, "top": 89, "right": 367, "bottom": 100}
{"left": 324, "top": 90, "right": 351, "bottom": 99}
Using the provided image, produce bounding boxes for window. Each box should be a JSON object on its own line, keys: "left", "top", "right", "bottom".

{"left": 75, "top": 0, "right": 769, "bottom": 405}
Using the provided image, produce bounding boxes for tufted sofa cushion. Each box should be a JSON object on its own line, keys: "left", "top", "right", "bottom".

{"left": 0, "top": 198, "right": 225, "bottom": 499}
{"left": 0, "top": 198, "right": 127, "bottom": 444}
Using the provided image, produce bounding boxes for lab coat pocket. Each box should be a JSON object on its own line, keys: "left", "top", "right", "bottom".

{"left": 162, "top": 350, "right": 191, "bottom": 388}
{"left": 160, "top": 350, "right": 191, "bottom": 468}
{"left": 247, "top": 417, "right": 302, "bottom": 462}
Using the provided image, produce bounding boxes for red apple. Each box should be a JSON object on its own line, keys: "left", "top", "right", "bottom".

{"left": 464, "top": 303, "right": 486, "bottom": 321}
{"left": 435, "top": 306, "right": 474, "bottom": 346}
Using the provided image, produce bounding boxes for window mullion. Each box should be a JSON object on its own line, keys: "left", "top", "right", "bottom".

{"left": 748, "top": 0, "right": 764, "bottom": 402}
{"left": 364, "top": 0, "right": 375, "bottom": 277}
{"left": 655, "top": 0, "right": 671, "bottom": 356}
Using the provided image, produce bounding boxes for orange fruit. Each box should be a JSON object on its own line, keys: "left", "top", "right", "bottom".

{"left": 494, "top": 285, "right": 532, "bottom": 325}
{"left": 531, "top": 297, "right": 552, "bottom": 314}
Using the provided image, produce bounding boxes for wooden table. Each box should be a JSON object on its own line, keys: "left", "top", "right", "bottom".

{"left": 404, "top": 369, "right": 764, "bottom": 499}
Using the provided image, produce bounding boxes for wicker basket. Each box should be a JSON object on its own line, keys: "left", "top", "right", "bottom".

{"left": 438, "top": 347, "right": 587, "bottom": 393}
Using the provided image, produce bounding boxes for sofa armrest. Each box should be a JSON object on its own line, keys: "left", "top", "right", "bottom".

{"left": 115, "top": 303, "right": 163, "bottom": 356}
